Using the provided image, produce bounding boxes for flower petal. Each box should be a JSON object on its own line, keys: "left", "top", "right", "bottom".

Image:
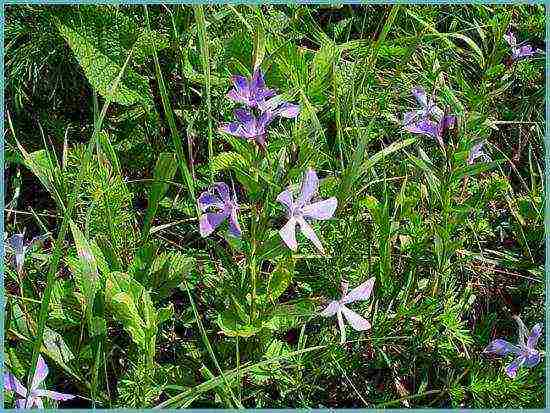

{"left": 250, "top": 68, "right": 266, "bottom": 91}
{"left": 341, "top": 305, "right": 371, "bottom": 331}
{"left": 8, "top": 233, "right": 25, "bottom": 254}
{"left": 341, "top": 277, "right": 375, "bottom": 304}
{"left": 301, "top": 198, "right": 337, "bottom": 221}
{"left": 273, "top": 102, "right": 300, "bottom": 118}
{"left": 219, "top": 122, "right": 252, "bottom": 139}
{"left": 234, "top": 108, "right": 254, "bottom": 124}
{"left": 484, "top": 339, "right": 522, "bottom": 356}
{"left": 276, "top": 188, "right": 294, "bottom": 210}
{"left": 505, "top": 356, "right": 525, "bottom": 378}
{"left": 31, "top": 355, "right": 49, "bottom": 392}
{"left": 504, "top": 31, "right": 516, "bottom": 47}
{"left": 411, "top": 87, "right": 428, "bottom": 108}
{"left": 527, "top": 323, "right": 543, "bottom": 349}
{"left": 296, "top": 169, "right": 319, "bottom": 207}
{"left": 279, "top": 217, "right": 298, "bottom": 251}
{"left": 4, "top": 372, "right": 28, "bottom": 397}
{"left": 213, "top": 182, "right": 231, "bottom": 203}
{"left": 297, "top": 217, "right": 324, "bottom": 254}
{"left": 199, "top": 212, "right": 228, "bottom": 237}
{"left": 15, "top": 398, "right": 27, "bottom": 409}
{"left": 523, "top": 352, "right": 541, "bottom": 368}
{"left": 320, "top": 300, "right": 340, "bottom": 317}
{"left": 197, "top": 192, "right": 223, "bottom": 212}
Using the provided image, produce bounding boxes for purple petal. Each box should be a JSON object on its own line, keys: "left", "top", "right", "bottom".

{"left": 4, "top": 372, "right": 28, "bottom": 397}
{"left": 219, "top": 122, "right": 252, "bottom": 139}
{"left": 257, "top": 111, "right": 275, "bottom": 132}
{"left": 341, "top": 277, "right": 375, "bottom": 304}
{"left": 234, "top": 108, "right": 254, "bottom": 124}
{"left": 297, "top": 217, "right": 324, "bottom": 254}
{"left": 320, "top": 300, "right": 340, "bottom": 317}
{"left": 301, "top": 197, "right": 337, "bottom": 221}
{"left": 8, "top": 234, "right": 25, "bottom": 254}
{"left": 31, "top": 355, "right": 49, "bottom": 392}
{"left": 15, "top": 398, "right": 28, "bottom": 409}
{"left": 199, "top": 212, "right": 228, "bottom": 237}
{"left": 440, "top": 115, "right": 456, "bottom": 131}
{"left": 212, "top": 182, "right": 231, "bottom": 203}
{"left": 484, "top": 339, "right": 521, "bottom": 356}
{"left": 523, "top": 351, "right": 541, "bottom": 368}
{"left": 279, "top": 217, "right": 298, "bottom": 251}
{"left": 273, "top": 103, "right": 300, "bottom": 118}
{"left": 227, "top": 208, "right": 242, "bottom": 238}
{"left": 505, "top": 356, "right": 525, "bottom": 378}
{"left": 296, "top": 169, "right": 319, "bottom": 207}
{"left": 468, "top": 142, "right": 485, "bottom": 165}
{"left": 341, "top": 305, "right": 371, "bottom": 331}
{"left": 231, "top": 75, "right": 249, "bottom": 93}
{"left": 513, "top": 45, "right": 536, "bottom": 59}
{"left": 412, "top": 87, "right": 428, "bottom": 107}
{"left": 226, "top": 89, "right": 246, "bottom": 105}
{"left": 504, "top": 31, "right": 516, "bottom": 47}
{"left": 34, "top": 389, "right": 76, "bottom": 401}
{"left": 250, "top": 68, "right": 266, "bottom": 91}
{"left": 404, "top": 116, "right": 440, "bottom": 139}
{"left": 198, "top": 191, "right": 223, "bottom": 212}
{"left": 276, "top": 188, "right": 294, "bottom": 210}
{"left": 527, "top": 323, "right": 542, "bottom": 349}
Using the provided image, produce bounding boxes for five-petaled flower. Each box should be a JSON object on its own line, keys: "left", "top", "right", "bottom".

{"left": 198, "top": 182, "right": 242, "bottom": 238}
{"left": 6, "top": 232, "right": 47, "bottom": 275}
{"left": 402, "top": 86, "right": 456, "bottom": 146}
{"left": 504, "top": 31, "right": 540, "bottom": 61}
{"left": 320, "top": 278, "right": 375, "bottom": 344}
{"left": 483, "top": 315, "right": 543, "bottom": 378}
{"left": 277, "top": 169, "right": 337, "bottom": 254}
{"left": 4, "top": 355, "right": 76, "bottom": 408}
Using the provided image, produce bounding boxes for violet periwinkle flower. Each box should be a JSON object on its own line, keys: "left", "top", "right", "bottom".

{"left": 6, "top": 232, "right": 47, "bottom": 275}
{"left": 276, "top": 169, "right": 337, "bottom": 254}
{"left": 198, "top": 182, "right": 241, "bottom": 238}
{"left": 227, "top": 68, "right": 277, "bottom": 109}
{"left": 484, "top": 316, "right": 543, "bottom": 378}
{"left": 504, "top": 31, "right": 540, "bottom": 61}
{"left": 4, "top": 355, "right": 76, "bottom": 408}
{"left": 402, "top": 87, "right": 456, "bottom": 146}
{"left": 320, "top": 278, "right": 375, "bottom": 344}
{"left": 221, "top": 69, "right": 299, "bottom": 147}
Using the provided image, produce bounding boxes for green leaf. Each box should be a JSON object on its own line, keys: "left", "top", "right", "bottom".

{"left": 53, "top": 6, "right": 159, "bottom": 106}
{"left": 142, "top": 153, "right": 178, "bottom": 241}
{"left": 148, "top": 252, "right": 195, "bottom": 299}
{"left": 265, "top": 258, "right": 294, "bottom": 303}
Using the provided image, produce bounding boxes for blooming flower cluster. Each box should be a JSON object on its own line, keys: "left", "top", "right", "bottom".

{"left": 402, "top": 86, "right": 456, "bottom": 146}
{"left": 219, "top": 69, "right": 299, "bottom": 148}
{"left": 4, "top": 355, "right": 75, "bottom": 408}
{"left": 484, "top": 316, "right": 543, "bottom": 378}
{"left": 504, "top": 31, "right": 540, "bottom": 61}
{"left": 6, "top": 232, "right": 47, "bottom": 275}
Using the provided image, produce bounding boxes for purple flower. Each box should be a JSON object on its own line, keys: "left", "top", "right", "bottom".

{"left": 402, "top": 87, "right": 456, "bottom": 146}
{"left": 320, "top": 278, "right": 375, "bottom": 344}
{"left": 484, "top": 316, "right": 543, "bottom": 378}
{"left": 276, "top": 169, "right": 337, "bottom": 254}
{"left": 504, "top": 31, "right": 540, "bottom": 61}
{"left": 467, "top": 141, "right": 490, "bottom": 165}
{"left": 221, "top": 68, "right": 300, "bottom": 148}
{"left": 227, "top": 68, "right": 277, "bottom": 109}
{"left": 4, "top": 355, "right": 76, "bottom": 408}
{"left": 219, "top": 109, "right": 274, "bottom": 147}
{"left": 198, "top": 182, "right": 241, "bottom": 238}
{"left": 6, "top": 232, "right": 47, "bottom": 275}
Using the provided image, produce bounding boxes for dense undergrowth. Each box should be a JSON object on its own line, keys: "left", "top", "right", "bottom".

{"left": 3, "top": 4, "right": 545, "bottom": 408}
